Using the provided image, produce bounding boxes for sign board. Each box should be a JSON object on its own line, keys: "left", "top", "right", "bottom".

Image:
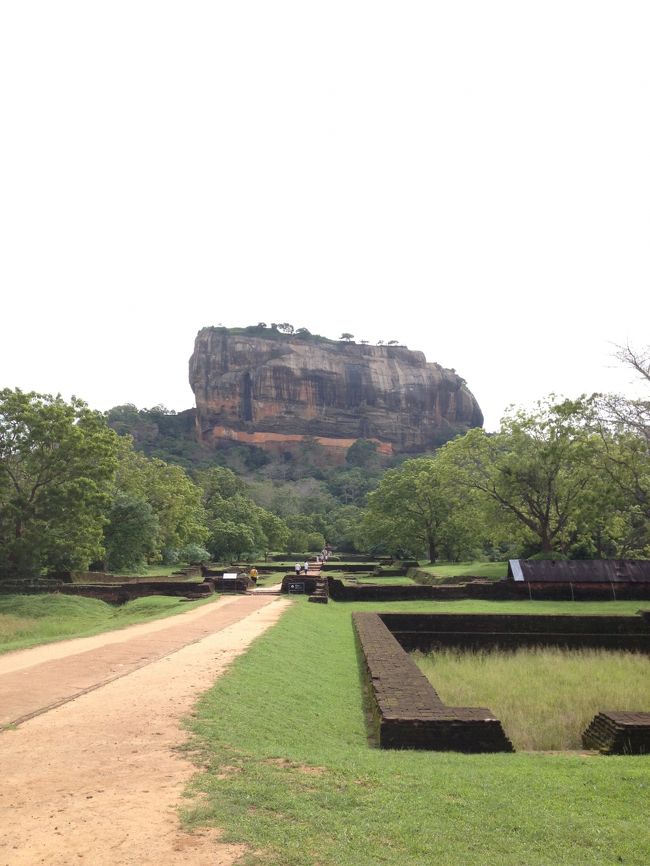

{"left": 287, "top": 581, "right": 305, "bottom": 594}
{"left": 223, "top": 572, "right": 238, "bottom": 581}
{"left": 509, "top": 560, "right": 524, "bottom": 582}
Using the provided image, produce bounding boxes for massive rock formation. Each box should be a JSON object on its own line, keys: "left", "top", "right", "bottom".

{"left": 189, "top": 327, "right": 483, "bottom": 459}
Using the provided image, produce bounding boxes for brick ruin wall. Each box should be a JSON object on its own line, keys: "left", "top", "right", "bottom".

{"left": 329, "top": 576, "right": 650, "bottom": 602}
{"left": 380, "top": 612, "right": 650, "bottom": 653}
{"left": 353, "top": 611, "right": 650, "bottom": 753}
{"left": 353, "top": 612, "right": 513, "bottom": 752}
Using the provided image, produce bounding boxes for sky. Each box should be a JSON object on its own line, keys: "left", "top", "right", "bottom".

{"left": 1, "top": 2, "right": 648, "bottom": 431}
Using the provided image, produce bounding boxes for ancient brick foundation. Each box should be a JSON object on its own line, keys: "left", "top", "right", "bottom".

{"left": 353, "top": 611, "right": 650, "bottom": 753}
{"left": 582, "top": 712, "right": 650, "bottom": 754}
{"left": 380, "top": 612, "right": 650, "bottom": 653}
{"left": 329, "top": 576, "right": 650, "bottom": 602}
{"left": 353, "top": 612, "right": 513, "bottom": 752}
{"left": 281, "top": 574, "right": 321, "bottom": 594}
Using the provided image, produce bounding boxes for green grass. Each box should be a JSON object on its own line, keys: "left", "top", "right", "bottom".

{"left": 0, "top": 592, "right": 217, "bottom": 654}
{"left": 417, "top": 561, "right": 508, "bottom": 580}
{"left": 414, "top": 646, "right": 650, "bottom": 751}
{"left": 183, "top": 598, "right": 650, "bottom": 866}
{"left": 352, "top": 576, "right": 416, "bottom": 585}
{"left": 255, "top": 571, "right": 286, "bottom": 587}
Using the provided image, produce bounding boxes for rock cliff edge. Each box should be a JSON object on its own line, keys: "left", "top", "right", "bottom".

{"left": 189, "top": 327, "right": 483, "bottom": 458}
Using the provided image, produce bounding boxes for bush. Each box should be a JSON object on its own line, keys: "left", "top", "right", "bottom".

{"left": 178, "top": 543, "right": 211, "bottom": 563}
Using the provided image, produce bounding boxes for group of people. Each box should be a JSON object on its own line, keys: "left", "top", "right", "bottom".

{"left": 293, "top": 547, "right": 332, "bottom": 576}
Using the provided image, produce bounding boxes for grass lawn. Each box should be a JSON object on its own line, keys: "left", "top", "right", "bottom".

{"left": 184, "top": 597, "right": 650, "bottom": 866}
{"left": 255, "top": 571, "right": 286, "bottom": 587}
{"left": 0, "top": 592, "right": 218, "bottom": 654}
{"left": 353, "top": 576, "right": 416, "bottom": 585}
{"left": 417, "top": 561, "right": 509, "bottom": 579}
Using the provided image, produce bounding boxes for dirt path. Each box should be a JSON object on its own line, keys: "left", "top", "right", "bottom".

{"left": 0, "top": 593, "right": 291, "bottom": 866}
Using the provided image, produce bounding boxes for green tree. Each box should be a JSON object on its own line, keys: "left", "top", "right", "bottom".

{"left": 196, "top": 466, "right": 248, "bottom": 504}
{"left": 0, "top": 389, "right": 119, "bottom": 576}
{"left": 595, "top": 344, "right": 650, "bottom": 547}
{"left": 327, "top": 467, "right": 377, "bottom": 505}
{"left": 197, "top": 469, "right": 290, "bottom": 558}
{"left": 104, "top": 495, "right": 160, "bottom": 572}
{"left": 321, "top": 504, "right": 363, "bottom": 551}
{"left": 255, "top": 507, "right": 290, "bottom": 552}
{"left": 440, "top": 398, "right": 602, "bottom": 555}
{"left": 208, "top": 520, "right": 255, "bottom": 560}
{"left": 345, "top": 438, "right": 380, "bottom": 469}
{"left": 112, "top": 441, "right": 208, "bottom": 561}
{"left": 358, "top": 457, "right": 457, "bottom": 562}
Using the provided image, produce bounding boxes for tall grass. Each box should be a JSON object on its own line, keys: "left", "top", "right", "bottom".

{"left": 414, "top": 646, "right": 650, "bottom": 750}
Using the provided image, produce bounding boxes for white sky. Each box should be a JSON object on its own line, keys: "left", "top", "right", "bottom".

{"left": 1, "top": 2, "right": 648, "bottom": 431}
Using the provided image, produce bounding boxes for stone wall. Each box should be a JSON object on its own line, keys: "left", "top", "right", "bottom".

{"left": 353, "top": 611, "right": 650, "bottom": 753}
{"left": 353, "top": 612, "right": 513, "bottom": 752}
{"left": 330, "top": 576, "right": 650, "bottom": 602}
{"left": 380, "top": 612, "right": 650, "bottom": 653}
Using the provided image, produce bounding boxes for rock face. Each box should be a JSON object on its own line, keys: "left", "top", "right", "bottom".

{"left": 189, "top": 327, "right": 483, "bottom": 458}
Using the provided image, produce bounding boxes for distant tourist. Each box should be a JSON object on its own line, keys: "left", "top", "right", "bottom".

{"left": 303, "top": 560, "right": 309, "bottom": 574}
{"left": 249, "top": 567, "right": 258, "bottom": 584}
{"left": 294, "top": 562, "right": 302, "bottom": 576}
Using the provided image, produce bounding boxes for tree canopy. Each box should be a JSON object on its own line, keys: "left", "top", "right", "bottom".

{"left": 0, "top": 389, "right": 120, "bottom": 576}
{"left": 439, "top": 398, "right": 601, "bottom": 555}
{"left": 358, "top": 457, "right": 464, "bottom": 562}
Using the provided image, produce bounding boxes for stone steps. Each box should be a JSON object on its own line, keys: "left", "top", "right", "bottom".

{"left": 307, "top": 564, "right": 329, "bottom": 605}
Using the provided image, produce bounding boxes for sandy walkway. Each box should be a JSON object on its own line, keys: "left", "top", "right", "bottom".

{"left": 0, "top": 593, "right": 291, "bottom": 866}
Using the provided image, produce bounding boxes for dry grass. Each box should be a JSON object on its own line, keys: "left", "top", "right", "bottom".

{"left": 414, "top": 646, "right": 650, "bottom": 750}
{"left": 0, "top": 614, "right": 33, "bottom": 639}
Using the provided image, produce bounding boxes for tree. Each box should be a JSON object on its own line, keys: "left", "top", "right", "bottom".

{"left": 277, "top": 323, "right": 295, "bottom": 334}
{"left": 327, "top": 467, "right": 377, "bottom": 505}
{"left": 358, "top": 457, "right": 459, "bottom": 562}
{"left": 104, "top": 495, "right": 160, "bottom": 572}
{"left": 208, "top": 520, "right": 255, "bottom": 560}
{"left": 112, "top": 441, "right": 208, "bottom": 562}
{"left": 255, "top": 507, "right": 290, "bottom": 551}
{"left": 598, "top": 343, "right": 650, "bottom": 445}
{"left": 197, "top": 469, "right": 290, "bottom": 559}
{"left": 0, "top": 389, "right": 119, "bottom": 576}
{"left": 439, "top": 398, "right": 603, "bottom": 555}
{"left": 196, "top": 466, "right": 248, "bottom": 505}
{"left": 340, "top": 333, "right": 354, "bottom": 342}
{"left": 321, "top": 504, "right": 363, "bottom": 552}
{"left": 345, "top": 438, "right": 380, "bottom": 470}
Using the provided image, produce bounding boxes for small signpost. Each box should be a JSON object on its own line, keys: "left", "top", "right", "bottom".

{"left": 287, "top": 581, "right": 305, "bottom": 594}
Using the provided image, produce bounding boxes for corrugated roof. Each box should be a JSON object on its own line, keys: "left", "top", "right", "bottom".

{"left": 507, "top": 559, "right": 650, "bottom": 583}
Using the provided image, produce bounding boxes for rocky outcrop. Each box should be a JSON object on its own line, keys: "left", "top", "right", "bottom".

{"left": 189, "top": 327, "right": 483, "bottom": 458}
